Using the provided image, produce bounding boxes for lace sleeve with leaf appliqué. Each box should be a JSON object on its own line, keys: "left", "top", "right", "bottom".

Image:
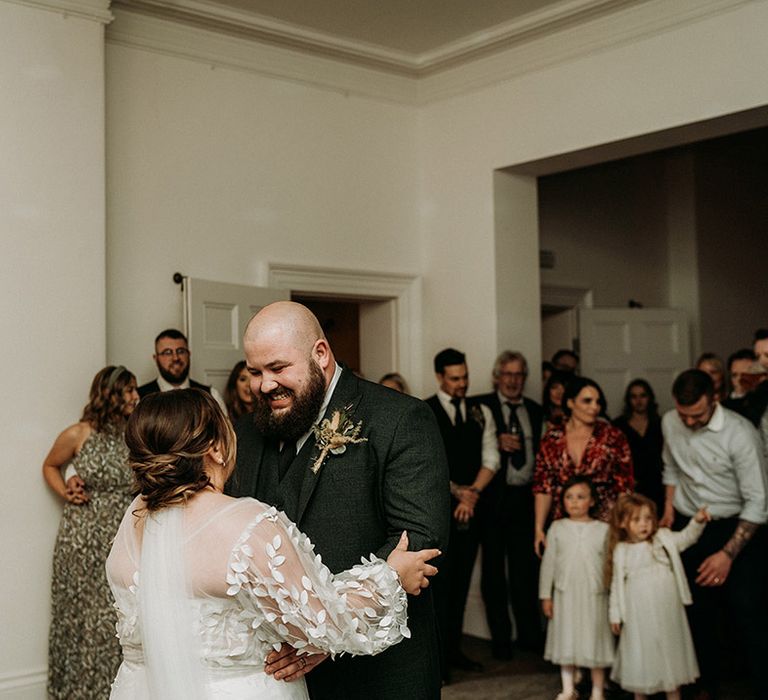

{"left": 226, "top": 506, "right": 409, "bottom": 658}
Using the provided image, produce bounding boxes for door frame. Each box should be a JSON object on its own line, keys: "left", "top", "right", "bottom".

{"left": 268, "top": 263, "right": 423, "bottom": 392}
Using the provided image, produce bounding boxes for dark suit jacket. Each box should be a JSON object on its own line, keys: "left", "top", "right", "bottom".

{"left": 475, "top": 393, "right": 543, "bottom": 509}
{"left": 229, "top": 368, "right": 450, "bottom": 700}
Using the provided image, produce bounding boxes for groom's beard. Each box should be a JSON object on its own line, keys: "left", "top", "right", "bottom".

{"left": 252, "top": 360, "right": 326, "bottom": 443}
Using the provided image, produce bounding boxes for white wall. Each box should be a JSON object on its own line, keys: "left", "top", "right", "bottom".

{"left": 418, "top": 0, "right": 768, "bottom": 393}
{"left": 538, "top": 155, "right": 670, "bottom": 309}
{"left": 0, "top": 2, "right": 107, "bottom": 696}
{"left": 105, "top": 41, "right": 421, "bottom": 388}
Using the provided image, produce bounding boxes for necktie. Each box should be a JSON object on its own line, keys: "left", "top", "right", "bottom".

{"left": 278, "top": 441, "right": 297, "bottom": 481}
{"left": 506, "top": 402, "right": 526, "bottom": 469}
{"left": 451, "top": 397, "right": 464, "bottom": 428}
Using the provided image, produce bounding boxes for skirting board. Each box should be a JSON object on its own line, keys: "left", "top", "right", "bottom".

{"left": 0, "top": 668, "right": 46, "bottom": 700}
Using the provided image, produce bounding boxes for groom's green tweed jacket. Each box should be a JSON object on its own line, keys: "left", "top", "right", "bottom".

{"left": 229, "top": 368, "right": 450, "bottom": 700}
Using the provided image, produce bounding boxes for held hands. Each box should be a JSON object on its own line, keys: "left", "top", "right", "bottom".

{"left": 694, "top": 506, "right": 711, "bottom": 523}
{"left": 386, "top": 531, "right": 441, "bottom": 596}
{"left": 457, "top": 486, "right": 479, "bottom": 509}
{"left": 453, "top": 501, "right": 474, "bottom": 523}
{"left": 265, "top": 645, "right": 328, "bottom": 682}
{"left": 541, "top": 598, "right": 553, "bottom": 619}
{"left": 534, "top": 528, "right": 547, "bottom": 559}
{"left": 65, "top": 475, "right": 89, "bottom": 505}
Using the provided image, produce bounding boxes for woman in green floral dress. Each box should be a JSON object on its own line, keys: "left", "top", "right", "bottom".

{"left": 42, "top": 366, "right": 139, "bottom": 699}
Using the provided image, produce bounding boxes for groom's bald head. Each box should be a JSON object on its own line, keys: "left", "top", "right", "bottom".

{"left": 245, "top": 301, "right": 326, "bottom": 356}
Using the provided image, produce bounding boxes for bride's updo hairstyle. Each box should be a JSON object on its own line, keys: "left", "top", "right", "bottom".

{"left": 125, "top": 388, "right": 236, "bottom": 511}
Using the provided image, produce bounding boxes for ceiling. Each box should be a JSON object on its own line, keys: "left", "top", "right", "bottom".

{"left": 114, "top": 0, "right": 633, "bottom": 73}
{"left": 202, "top": 0, "right": 566, "bottom": 55}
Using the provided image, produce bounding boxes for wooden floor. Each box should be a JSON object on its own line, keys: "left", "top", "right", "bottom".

{"left": 441, "top": 636, "right": 751, "bottom": 700}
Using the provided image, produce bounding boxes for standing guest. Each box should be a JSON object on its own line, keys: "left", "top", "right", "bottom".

{"left": 613, "top": 379, "right": 664, "bottom": 515}
{"left": 378, "top": 372, "right": 410, "bottom": 394}
{"left": 737, "top": 329, "right": 768, "bottom": 428}
{"left": 137, "top": 328, "right": 226, "bottom": 412}
{"left": 539, "top": 476, "right": 614, "bottom": 700}
{"left": 721, "top": 348, "right": 757, "bottom": 416}
{"left": 476, "top": 350, "right": 544, "bottom": 658}
{"left": 224, "top": 359, "right": 254, "bottom": 422}
{"left": 607, "top": 494, "right": 709, "bottom": 700}
{"left": 229, "top": 302, "right": 449, "bottom": 699}
{"left": 533, "top": 377, "right": 633, "bottom": 557}
{"left": 695, "top": 353, "right": 726, "bottom": 402}
{"left": 543, "top": 371, "right": 570, "bottom": 430}
{"left": 660, "top": 369, "right": 768, "bottom": 700}
{"left": 426, "top": 348, "right": 499, "bottom": 677}
{"left": 42, "top": 365, "right": 138, "bottom": 699}
{"left": 551, "top": 349, "right": 579, "bottom": 375}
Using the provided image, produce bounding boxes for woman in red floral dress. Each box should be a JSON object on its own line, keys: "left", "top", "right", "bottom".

{"left": 533, "top": 376, "right": 633, "bottom": 557}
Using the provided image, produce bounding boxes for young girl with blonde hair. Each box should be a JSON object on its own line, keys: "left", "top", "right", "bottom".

{"left": 607, "top": 493, "right": 710, "bottom": 700}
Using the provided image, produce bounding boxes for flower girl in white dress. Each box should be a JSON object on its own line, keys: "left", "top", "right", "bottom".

{"left": 539, "top": 476, "right": 614, "bottom": 700}
{"left": 607, "top": 493, "right": 709, "bottom": 700}
{"left": 106, "top": 389, "right": 441, "bottom": 700}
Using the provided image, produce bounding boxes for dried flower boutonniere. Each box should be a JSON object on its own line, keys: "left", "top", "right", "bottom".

{"left": 311, "top": 406, "right": 368, "bottom": 474}
{"left": 470, "top": 404, "right": 486, "bottom": 429}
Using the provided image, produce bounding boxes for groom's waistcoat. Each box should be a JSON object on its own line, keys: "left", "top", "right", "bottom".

{"left": 255, "top": 441, "right": 304, "bottom": 519}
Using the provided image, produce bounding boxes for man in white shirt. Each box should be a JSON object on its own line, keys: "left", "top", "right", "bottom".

{"left": 425, "top": 348, "right": 499, "bottom": 679}
{"left": 661, "top": 369, "right": 768, "bottom": 700}
{"left": 137, "top": 329, "right": 226, "bottom": 411}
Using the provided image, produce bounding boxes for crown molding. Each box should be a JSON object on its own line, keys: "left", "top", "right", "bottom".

{"left": 2, "top": 0, "right": 112, "bottom": 23}
{"left": 106, "top": 0, "right": 751, "bottom": 105}
{"left": 107, "top": 8, "right": 420, "bottom": 104}
{"left": 417, "top": 0, "right": 750, "bottom": 103}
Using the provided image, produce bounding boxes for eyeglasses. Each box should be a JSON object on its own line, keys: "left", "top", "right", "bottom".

{"left": 157, "top": 348, "right": 190, "bottom": 358}
{"left": 499, "top": 371, "right": 526, "bottom": 379}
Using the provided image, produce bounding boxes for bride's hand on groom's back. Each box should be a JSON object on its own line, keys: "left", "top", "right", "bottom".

{"left": 387, "top": 531, "right": 441, "bottom": 596}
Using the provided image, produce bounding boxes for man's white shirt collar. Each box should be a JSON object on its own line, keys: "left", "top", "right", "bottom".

{"left": 157, "top": 375, "right": 190, "bottom": 392}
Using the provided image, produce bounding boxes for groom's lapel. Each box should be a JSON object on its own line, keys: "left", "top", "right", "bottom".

{"left": 296, "top": 369, "right": 363, "bottom": 524}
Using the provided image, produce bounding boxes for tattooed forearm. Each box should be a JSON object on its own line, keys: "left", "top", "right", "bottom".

{"left": 722, "top": 520, "right": 759, "bottom": 560}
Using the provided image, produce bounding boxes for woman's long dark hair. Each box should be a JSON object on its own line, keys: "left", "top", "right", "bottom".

{"left": 223, "top": 360, "right": 253, "bottom": 422}
{"left": 620, "top": 378, "right": 659, "bottom": 420}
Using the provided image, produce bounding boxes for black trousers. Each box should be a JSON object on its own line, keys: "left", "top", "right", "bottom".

{"left": 433, "top": 509, "right": 480, "bottom": 665}
{"left": 480, "top": 485, "right": 543, "bottom": 650}
{"left": 674, "top": 511, "right": 768, "bottom": 699}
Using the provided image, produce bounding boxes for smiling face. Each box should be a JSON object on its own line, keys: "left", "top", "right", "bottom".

{"left": 729, "top": 358, "right": 753, "bottom": 396}
{"left": 243, "top": 302, "right": 333, "bottom": 442}
{"left": 626, "top": 505, "right": 655, "bottom": 542}
{"left": 567, "top": 386, "right": 601, "bottom": 425}
{"left": 563, "top": 482, "right": 594, "bottom": 520}
{"left": 755, "top": 338, "right": 768, "bottom": 371}
{"left": 121, "top": 378, "right": 140, "bottom": 417}
{"left": 496, "top": 359, "right": 526, "bottom": 401}
{"left": 154, "top": 337, "right": 190, "bottom": 385}
{"left": 236, "top": 367, "right": 253, "bottom": 405}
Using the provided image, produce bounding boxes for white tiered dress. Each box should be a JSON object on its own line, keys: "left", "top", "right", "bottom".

{"left": 106, "top": 495, "right": 408, "bottom": 699}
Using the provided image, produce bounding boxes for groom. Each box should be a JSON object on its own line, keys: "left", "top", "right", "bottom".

{"left": 228, "top": 301, "right": 449, "bottom": 699}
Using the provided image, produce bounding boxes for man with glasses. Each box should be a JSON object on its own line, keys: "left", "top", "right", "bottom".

{"left": 476, "top": 351, "right": 544, "bottom": 659}
{"left": 138, "top": 328, "right": 226, "bottom": 411}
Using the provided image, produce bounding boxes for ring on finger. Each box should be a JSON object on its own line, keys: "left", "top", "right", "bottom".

{"left": 713, "top": 577, "right": 720, "bottom": 583}
{"left": 300, "top": 658, "right": 307, "bottom": 669}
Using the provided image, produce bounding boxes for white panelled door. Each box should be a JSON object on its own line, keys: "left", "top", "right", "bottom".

{"left": 184, "top": 278, "right": 289, "bottom": 394}
{"left": 579, "top": 308, "right": 690, "bottom": 416}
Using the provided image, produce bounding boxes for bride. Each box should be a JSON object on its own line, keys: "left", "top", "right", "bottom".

{"left": 107, "top": 389, "right": 439, "bottom": 699}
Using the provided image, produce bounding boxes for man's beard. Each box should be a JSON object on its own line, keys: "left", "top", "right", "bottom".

{"left": 252, "top": 359, "right": 326, "bottom": 443}
{"left": 158, "top": 361, "right": 190, "bottom": 385}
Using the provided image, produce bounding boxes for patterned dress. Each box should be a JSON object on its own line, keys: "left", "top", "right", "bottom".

{"left": 533, "top": 420, "right": 634, "bottom": 521}
{"left": 107, "top": 497, "right": 409, "bottom": 699}
{"left": 48, "top": 427, "right": 132, "bottom": 700}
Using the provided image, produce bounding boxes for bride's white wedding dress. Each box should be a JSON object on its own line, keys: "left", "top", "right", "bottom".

{"left": 106, "top": 493, "right": 408, "bottom": 699}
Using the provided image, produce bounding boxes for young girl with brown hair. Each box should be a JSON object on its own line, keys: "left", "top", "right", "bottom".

{"left": 607, "top": 493, "right": 709, "bottom": 700}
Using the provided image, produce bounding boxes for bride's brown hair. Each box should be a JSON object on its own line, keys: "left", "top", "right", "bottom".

{"left": 125, "top": 388, "right": 236, "bottom": 511}
{"left": 604, "top": 493, "right": 659, "bottom": 588}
